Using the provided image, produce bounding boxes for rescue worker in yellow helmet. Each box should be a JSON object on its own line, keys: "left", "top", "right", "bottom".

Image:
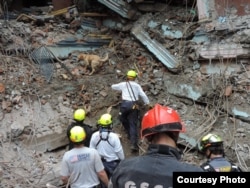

{"left": 198, "top": 133, "right": 242, "bottom": 172}
{"left": 66, "top": 108, "right": 94, "bottom": 150}
{"left": 111, "top": 70, "right": 150, "bottom": 152}
{"left": 61, "top": 126, "right": 109, "bottom": 187}
{"left": 90, "top": 113, "right": 125, "bottom": 188}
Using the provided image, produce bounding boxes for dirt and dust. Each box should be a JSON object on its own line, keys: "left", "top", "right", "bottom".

{"left": 0, "top": 1, "right": 250, "bottom": 188}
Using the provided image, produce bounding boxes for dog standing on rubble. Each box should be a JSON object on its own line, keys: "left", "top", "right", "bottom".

{"left": 77, "top": 53, "right": 109, "bottom": 75}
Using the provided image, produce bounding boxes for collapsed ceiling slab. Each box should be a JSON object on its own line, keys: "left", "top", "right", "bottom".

{"left": 131, "top": 25, "right": 181, "bottom": 73}
{"left": 197, "top": 43, "right": 250, "bottom": 59}
{"left": 98, "top": 0, "right": 137, "bottom": 19}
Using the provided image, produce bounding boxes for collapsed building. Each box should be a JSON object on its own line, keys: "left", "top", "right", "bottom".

{"left": 0, "top": 0, "right": 250, "bottom": 187}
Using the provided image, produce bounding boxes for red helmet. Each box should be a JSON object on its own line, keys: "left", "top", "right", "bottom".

{"left": 141, "top": 104, "right": 186, "bottom": 138}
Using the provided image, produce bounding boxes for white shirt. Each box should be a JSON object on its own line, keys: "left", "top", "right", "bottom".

{"left": 90, "top": 130, "right": 125, "bottom": 162}
{"left": 111, "top": 81, "right": 150, "bottom": 104}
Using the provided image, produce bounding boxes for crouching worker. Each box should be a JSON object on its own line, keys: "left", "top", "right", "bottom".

{"left": 61, "top": 126, "right": 109, "bottom": 188}
{"left": 198, "top": 133, "right": 242, "bottom": 172}
{"left": 90, "top": 113, "right": 125, "bottom": 188}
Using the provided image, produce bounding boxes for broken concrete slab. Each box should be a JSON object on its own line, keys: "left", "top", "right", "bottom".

{"left": 200, "top": 62, "right": 241, "bottom": 75}
{"left": 98, "top": 0, "right": 138, "bottom": 19}
{"left": 1, "top": 101, "right": 72, "bottom": 151}
{"left": 179, "top": 133, "right": 197, "bottom": 149}
{"left": 24, "top": 131, "right": 68, "bottom": 152}
{"left": 197, "top": 43, "right": 250, "bottom": 59}
{"left": 46, "top": 45, "right": 99, "bottom": 59}
{"left": 226, "top": 103, "right": 250, "bottom": 122}
{"left": 132, "top": 25, "right": 181, "bottom": 73}
{"left": 164, "top": 78, "right": 208, "bottom": 101}
{"left": 46, "top": 35, "right": 111, "bottom": 59}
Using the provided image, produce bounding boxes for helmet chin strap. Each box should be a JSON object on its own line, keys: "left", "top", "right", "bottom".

{"left": 207, "top": 150, "right": 212, "bottom": 159}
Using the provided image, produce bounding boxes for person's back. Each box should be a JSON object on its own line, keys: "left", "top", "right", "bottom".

{"left": 110, "top": 144, "right": 202, "bottom": 187}
{"left": 61, "top": 146, "right": 104, "bottom": 187}
{"left": 201, "top": 157, "right": 241, "bottom": 172}
{"left": 90, "top": 113, "right": 125, "bottom": 188}
{"left": 109, "top": 104, "right": 202, "bottom": 188}
{"left": 198, "top": 133, "right": 242, "bottom": 172}
{"left": 111, "top": 70, "right": 150, "bottom": 152}
{"left": 61, "top": 126, "right": 109, "bottom": 188}
{"left": 90, "top": 129, "right": 124, "bottom": 162}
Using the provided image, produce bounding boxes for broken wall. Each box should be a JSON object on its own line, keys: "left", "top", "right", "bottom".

{"left": 197, "top": 0, "right": 250, "bottom": 21}
{"left": 214, "top": 0, "right": 250, "bottom": 17}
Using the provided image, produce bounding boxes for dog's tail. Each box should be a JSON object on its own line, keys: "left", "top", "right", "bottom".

{"left": 99, "top": 53, "right": 109, "bottom": 62}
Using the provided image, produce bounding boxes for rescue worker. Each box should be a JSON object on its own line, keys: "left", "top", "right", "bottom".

{"left": 66, "top": 108, "right": 93, "bottom": 149}
{"left": 198, "top": 133, "right": 242, "bottom": 172}
{"left": 111, "top": 70, "right": 150, "bottom": 152}
{"left": 60, "top": 126, "right": 109, "bottom": 188}
{"left": 90, "top": 113, "right": 125, "bottom": 188}
{"left": 108, "top": 104, "right": 203, "bottom": 188}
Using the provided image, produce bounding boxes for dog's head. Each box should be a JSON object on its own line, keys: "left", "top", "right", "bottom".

{"left": 77, "top": 54, "right": 87, "bottom": 61}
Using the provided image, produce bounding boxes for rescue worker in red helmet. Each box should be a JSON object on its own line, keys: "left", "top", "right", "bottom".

{"left": 109, "top": 104, "right": 203, "bottom": 188}
{"left": 66, "top": 108, "right": 94, "bottom": 150}
{"left": 198, "top": 133, "right": 242, "bottom": 172}
{"left": 111, "top": 70, "right": 150, "bottom": 152}
{"left": 61, "top": 126, "right": 109, "bottom": 187}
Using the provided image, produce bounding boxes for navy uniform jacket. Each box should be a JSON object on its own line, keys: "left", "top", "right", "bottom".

{"left": 109, "top": 144, "right": 203, "bottom": 188}
{"left": 200, "top": 157, "right": 242, "bottom": 172}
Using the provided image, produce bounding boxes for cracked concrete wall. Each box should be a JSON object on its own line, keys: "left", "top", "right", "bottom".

{"left": 197, "top": 0, "right": 250, "bottom": 21}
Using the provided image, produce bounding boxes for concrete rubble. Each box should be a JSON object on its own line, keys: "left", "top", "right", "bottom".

{"left": 0, "top": 0, "right": 250, "bottom": 187}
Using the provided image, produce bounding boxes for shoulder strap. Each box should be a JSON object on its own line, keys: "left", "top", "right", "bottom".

{"left": 126, "top": 81, "right": 137, "bottom": 102}
{"left": 95, "top": 129, "right": 114, "bottom": 148}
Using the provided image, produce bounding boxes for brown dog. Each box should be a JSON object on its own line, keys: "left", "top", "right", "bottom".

{"left": 77, "top": 53, "right": 109, "bottom": 75}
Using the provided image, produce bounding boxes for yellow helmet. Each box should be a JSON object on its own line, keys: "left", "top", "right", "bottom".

{"left": 98, "top": 113, "right": 112, "bottom": 127}
{"left": 127, "top": 70, "right": 137, "bottom": 78}
{"left": 73, "top": 109, "right": 86, "bottom": 121}
{"left": 69, "top": 126, "right": 86, "bottom": 143}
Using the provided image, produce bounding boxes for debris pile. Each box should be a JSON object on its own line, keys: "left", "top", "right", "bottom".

{"left": 0, "top": 0, "right": 250, "bottom": 187}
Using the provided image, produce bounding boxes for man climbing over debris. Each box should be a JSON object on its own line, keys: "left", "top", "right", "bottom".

{"left": 108, "top": 104, "right": 203, "bottom": 188}
{"left": 90, "top": 113, "right": 125, "bottom": 188}
{"left": 61, "top": 126, "right": 109, "bottom": 188}
{"left": 66, "top": 108, "right": 94, "bottom": 149}
{"left": 111, "top": 70, "right": 151, "bottom": 152}
{"left": 198, "top": 133, "right": 242, "bottom": 172}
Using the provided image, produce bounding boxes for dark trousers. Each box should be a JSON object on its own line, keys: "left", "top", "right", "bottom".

{"left": 119, "top": 101, "right": 139, "bottom": 147}
{"left": 100, "top": 160, "right": 120, "bottom": 188}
